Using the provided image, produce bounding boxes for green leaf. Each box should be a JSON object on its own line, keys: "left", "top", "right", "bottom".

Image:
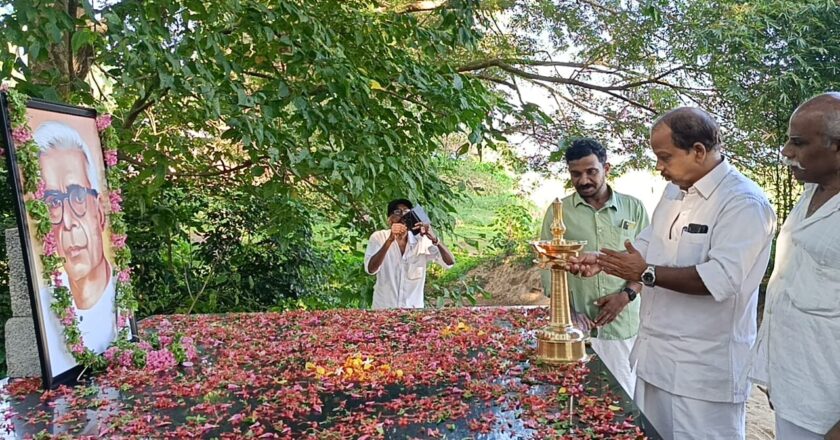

{"left": 277, "top": 81, "right": 290, "bottom": 98}
{"left": 452, "top": 75, "right": 463, "bottom": 90}
{"left": 71, "top": 29, "right": 94, "bottom": 52}
{"left": 28, "top": 42, "right": 41, "bottom": 60}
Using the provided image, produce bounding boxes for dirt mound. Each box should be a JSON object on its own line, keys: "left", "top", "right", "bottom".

{"left": 468, "top": 258, "right": 548, "bottom": 306}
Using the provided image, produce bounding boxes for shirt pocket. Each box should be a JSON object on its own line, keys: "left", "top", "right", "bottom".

{"left": 675, "top": 231, "right": 708, "bottom": 266}
{"left": 790, "top": 246, "right": 840, "bottom": 317}
{"left": 604, "top": 225, "right": 635, "bottom": 250}
{"left": 406, "top": 264, "right": 426, "bottom": 280}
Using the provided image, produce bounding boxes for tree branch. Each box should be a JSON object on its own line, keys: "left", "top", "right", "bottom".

{"left": 576, "top": 0, "right": 620, "bottom": 15}
{"left": 396, "top": 0, "right": 448, "bottom": 14}
{"left": 460, "top": 58, "right": 683, "bottom": 94}
{"left": 529, "top": 80, "right": 619, "bottom": 121}
{"left": 472, "top": 74, "right": 515, "bottom": 89}
{"left": 375, "top": 88, "right": 444, "bottom": 115}
{"left": 243, "top": 70, "right": 275, "bottom": 80}
{"left": 123, "top": 88, "right": 169, "bottom": 129}
{"left": 458, "top": 58, "right": 596, "bottom": 72}
{"left": 175, "top": 156, "right": 268, "bottom": 178}
{"left": 462, "top": 60, "right": 658, "bottom": 112}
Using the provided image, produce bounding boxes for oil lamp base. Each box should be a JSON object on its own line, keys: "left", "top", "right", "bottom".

{"left": 536, "top": 326, "right": 589, "bottom": 364}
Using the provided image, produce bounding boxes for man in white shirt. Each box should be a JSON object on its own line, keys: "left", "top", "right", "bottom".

{"left": 747, "top": 93, "right": 840, "bottom": 440}
{"left": 364, "top": 199, "right": 455, "bottom": 309}
{"left": 569, "top": 107, "right": 776, "bottom": 439}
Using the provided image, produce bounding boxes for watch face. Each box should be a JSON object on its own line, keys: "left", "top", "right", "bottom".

{"left": 642, "top": 269, "right": 655, "bottom": 285}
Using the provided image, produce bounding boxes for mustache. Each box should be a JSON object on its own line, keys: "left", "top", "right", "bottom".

{"left": 780, "top": 156, "right": 805, "bottom": 170}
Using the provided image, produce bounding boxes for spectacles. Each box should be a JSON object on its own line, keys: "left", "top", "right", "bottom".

{"left": 43, "top": 185, "right": 99, "bottom": 225}
{"left": 390, "top": 208, "right": 411, "bottom": 217}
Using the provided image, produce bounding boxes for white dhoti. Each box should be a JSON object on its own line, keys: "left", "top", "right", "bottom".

{"left": 634, "top": 378, "right": 746, "bottom": 440}
{"left": 590, "top": 335, "right": 636, "bottom": 398}
{"left": 775, "top": 415, "right": 825, "bottom": 440}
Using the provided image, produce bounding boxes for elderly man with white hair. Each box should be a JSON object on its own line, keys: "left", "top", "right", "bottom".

{"left": 747, "top": 93, "right": 840, "bottom": 440}
{"left": 33, "top": 121, "right": 117, "bottom": 374}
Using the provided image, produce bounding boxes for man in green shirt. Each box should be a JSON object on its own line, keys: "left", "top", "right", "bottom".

{"left": 540, "top": 138, "right": 649, "bottom": 397}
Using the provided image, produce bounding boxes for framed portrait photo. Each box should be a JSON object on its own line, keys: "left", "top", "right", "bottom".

{"left": 1, "top": 96, "right": 127, "bottom": 387}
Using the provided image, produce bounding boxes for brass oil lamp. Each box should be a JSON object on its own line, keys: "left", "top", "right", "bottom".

{"left": 531, "top": 198, "right": 588, "bottom": 364}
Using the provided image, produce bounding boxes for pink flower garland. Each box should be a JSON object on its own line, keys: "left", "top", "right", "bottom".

{"left": 59, "top": 307, "right": 76, "bottom": 327}
{"left": 111, "top": 233, "right": 127, "bottom": 249}
{"left": 95, "top": 114, "right": 112, "bottom": 132}
{"left": 104, "top": 149, "right": 118, "bottom": 167}
{"left": 109, "top": 189, "right": 123, "bottom": 213}
{"left": 43, "top": 230, "right": 58, "bottom": 257}
{"left": 3, "top": 86, "right": 139, "bottom": 372}
{"left": 11, "top": 127, "right": 32, "bottom": 145}
{"left": 33, "top": 180, "right": 46, "bottom": 200}
{"left": 51, "top": 270, "right": 63, "bottom": 287}
{"left": 117, "top": 268, "right": 132, "bottom": 284}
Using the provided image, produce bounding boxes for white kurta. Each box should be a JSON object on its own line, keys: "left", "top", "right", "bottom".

{"left": 40, "top": 271, "right": 117, "bottom": 376}
{"left": 364, "top": 230, "right": 452, "bottom": 309}
{"left": 632, "top": 160, "right": 776, "bottom": 403}
{"left": 748, "top": 183, "right": 840, "bottom": 435}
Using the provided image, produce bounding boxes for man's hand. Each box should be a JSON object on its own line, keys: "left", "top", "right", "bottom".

{"left": 825, "top": 419, "right": 840, "bottom": 440}
{"left": 593, "top": 291, "right": 630, "bottom": 327}
{"left": 566, "top": 252, "right": 602, "bottom": 277}
{"left": 571, "top": 312, "right": 595, "bottom": 334}
{"left": 598, "top": 241, "right": 647, "bottom": 282}
{"left": 389, "top": 223, "right": 408, "bottom": 241}
{"left": 414, "top": 222, "right": 438, "bottom": 244}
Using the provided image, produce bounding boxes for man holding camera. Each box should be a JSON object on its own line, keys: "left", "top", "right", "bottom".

{"left": 365, "top": 199, "right": 455, "bottom": 309}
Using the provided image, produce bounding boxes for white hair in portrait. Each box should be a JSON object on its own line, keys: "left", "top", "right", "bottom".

{"left": 32, "top": 121, "right": 100, "bottom": 191}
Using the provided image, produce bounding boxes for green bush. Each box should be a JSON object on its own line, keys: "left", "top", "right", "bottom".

{"left": 489, "top": 204, "right": 536, "bottom": 263}
{"left": 128, "top": 183, "right": 332, "bottom": 317}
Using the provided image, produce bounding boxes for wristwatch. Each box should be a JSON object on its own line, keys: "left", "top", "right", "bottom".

{"left": 641, "top": 265, "right": 656, "bottom": 287}
{"left": 623, "top": 286, "right": 638, "bottom": 302}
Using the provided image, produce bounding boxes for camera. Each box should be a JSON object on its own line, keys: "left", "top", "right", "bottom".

{"left": 400, "top": 205, "right": 431, "bottom": 235}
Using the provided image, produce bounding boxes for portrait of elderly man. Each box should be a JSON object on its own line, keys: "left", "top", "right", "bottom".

{"left": 747, "top": 93, "right": 840, "bottom": 440}
{"left": 33, "top": 120, "right": 117, "bottom": 374}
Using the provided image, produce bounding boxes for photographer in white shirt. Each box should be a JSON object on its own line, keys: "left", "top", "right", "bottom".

{"left": 364, "top": 199, "right": 455, "bottom": 309}
{"left": 747, "top": 93, "right": 840, "bottom": 440}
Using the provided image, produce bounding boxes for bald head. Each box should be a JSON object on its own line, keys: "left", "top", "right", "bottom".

{"left": 652, "top": 107, "right": 721, "bottom": 152}
{"left": 782, "top": 92, "right": 840, "bottom": 185}
{"left": 793, "top": 92, "right": 840, "bottom": 142}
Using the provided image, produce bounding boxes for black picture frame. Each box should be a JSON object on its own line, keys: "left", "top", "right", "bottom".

{"left": 0, "top": 94, "right": 132, "bottom": 389}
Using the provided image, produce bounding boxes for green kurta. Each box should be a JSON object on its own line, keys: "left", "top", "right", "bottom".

{"left": 540, "top": 188, "right": 649, "bottom": 340}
